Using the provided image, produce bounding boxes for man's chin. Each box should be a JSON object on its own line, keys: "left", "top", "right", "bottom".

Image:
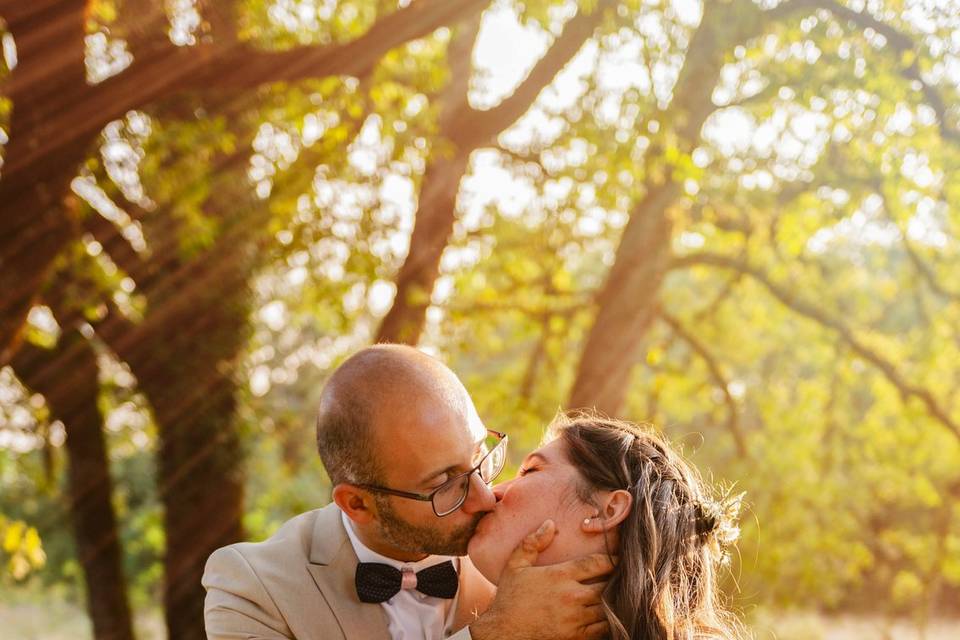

{"left": 422, "top": 515, "right": 483, "bottom": 557}
{"left": 447, "top": 516, "right": 485, "bottom": 556}
{"left": 376, "top": 497, "right": 482, "bottom": 556}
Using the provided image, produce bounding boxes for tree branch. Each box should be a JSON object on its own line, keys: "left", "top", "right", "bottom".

{"left": 188, "top": 0, "right": 491, "bottom": 91}
{"left": 447, "top": 298, "right": 587, "bottom": 320}
{"left": 452, "top": 0, "right": 612, "bottom": 149}
{"left": 2, "top": 0, "right": 491, "bottom": 180}
{"left": 772, "top": 0, "right": 959, "bottom": 144}
{"left": 671, "top": 251, "right": 960, "bottom": 443}
{"left": 874, "top": 190, "right": 960, "bottom": 304}
{"left": 691, "top": 272, "right": 744, "bottom": 323}
{"left": 80, "top": 209, "right": 149, "bottom": 280}
{"left": 495, "top": 144, "right": 551, "bottom": 176}
{"left": 659, "top": 310, "right": 749, "bottom": 458}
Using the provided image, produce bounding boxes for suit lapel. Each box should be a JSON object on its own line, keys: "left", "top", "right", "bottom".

{"left": 450, "top": 556, "right": 496, "bottom": 632}
{"left": 305, "top": 505, "right": 390, "bottom": 640}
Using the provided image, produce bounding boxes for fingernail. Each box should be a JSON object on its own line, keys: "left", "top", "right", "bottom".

{"left": 536, "top": 520, "right": 551, "bottom": 535}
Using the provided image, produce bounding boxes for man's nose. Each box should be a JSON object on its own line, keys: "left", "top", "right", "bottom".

{"left": 461, "top": 471, "right": 496, "bottom": 513}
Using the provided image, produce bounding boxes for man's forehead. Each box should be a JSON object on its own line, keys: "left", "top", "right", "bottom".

{"left": 465, "top": 404, "right": 487, "bottom": 443}
{"left": 375, "top": 389, "right": 479, "bottom": 441}
{"left": 378, "top": 418, "right": 483, "bottom": 485}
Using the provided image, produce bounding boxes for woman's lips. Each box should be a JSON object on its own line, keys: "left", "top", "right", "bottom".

{"left": 474, "top": 510, "right": 497, "bottom": 534}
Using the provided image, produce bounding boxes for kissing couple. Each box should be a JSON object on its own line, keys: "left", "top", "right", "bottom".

{"left": 203, "top": 344, "right": 743, "bottom": 640}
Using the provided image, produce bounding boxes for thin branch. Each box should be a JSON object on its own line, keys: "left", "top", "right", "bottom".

{"left": 201, "top": 0, "right": 490, "bottom": 90}
{"left": 773, "top": 0, "right": 959, "bottom": 144}
{"left": 718, "top": 80, "right": 781, "bottom": 111}
{"left": 671, "top": 251, "right": 960, "bottom": 443}
{"left": 446, "top": 298, "right": 588, "bottom": 320}
{"left": 495, "top": 145, "right": 551, "bottom": 175}
{"left": 687, "top": 201, "right": 754, "bottom": 236}
{"left": 659, "top": 311, "right": 749, "bottom": 458}
{"left": 520, "top": 315, "right": 551, "bottom": 402}
{"left": 898, "top": 234, "right": 960, "bottom": 303}
{"left": 80, "top": 209, "right": 149, "bottom": 280}
{"left": 453, "top": 0, "right": 612, "bottom": 149}
{"left": 874, "top": 194, "right": 960, "bottom": 304}
{"left": 691, "top": 272, "right": 744, "bottom": 323}
{"left": 2, "top": 0, "right": 491, "bottom": 180}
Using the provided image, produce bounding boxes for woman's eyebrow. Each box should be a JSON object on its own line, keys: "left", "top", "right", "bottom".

{"left": 522, "top": 452, "right": 549, "bottom": 466}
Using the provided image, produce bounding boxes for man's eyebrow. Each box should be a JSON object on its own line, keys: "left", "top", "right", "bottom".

{"left": 418, "top": 435, "right": 488, "bottom": 486}
{"left": 418, "top": 465, "right": 458, "bottom": 487}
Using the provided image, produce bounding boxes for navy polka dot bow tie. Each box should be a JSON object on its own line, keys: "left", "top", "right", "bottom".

{"left": 355, "top": 560, "right": 459, "bottom": 603}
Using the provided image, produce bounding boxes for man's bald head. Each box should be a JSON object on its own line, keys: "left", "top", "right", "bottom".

{"left": 316, "top": 344, "right": 472, "bottom": 485}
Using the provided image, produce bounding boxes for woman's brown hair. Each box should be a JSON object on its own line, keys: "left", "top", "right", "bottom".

{"left": 549, "top": 411, "right": 745, "bottom": 640}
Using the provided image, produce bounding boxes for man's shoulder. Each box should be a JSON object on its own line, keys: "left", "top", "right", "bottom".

{"left": 203, "top": 505, "right": 347, "bottom": 639}
{"left": 205, "top": 503, "right": 340, "bottom": 576}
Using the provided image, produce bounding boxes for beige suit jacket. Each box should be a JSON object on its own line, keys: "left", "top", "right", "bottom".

{"left": 203, "top": 503, "right": 496, "bottom": 639}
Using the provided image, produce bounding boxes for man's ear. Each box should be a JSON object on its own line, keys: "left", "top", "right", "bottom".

{"left": 332, "top": 484, "right": 376, "bottom": 525}
{"left": 582, "top": 489, "right": 632, "bottom": 533}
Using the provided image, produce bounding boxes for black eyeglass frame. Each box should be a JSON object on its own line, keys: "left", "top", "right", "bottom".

{"left": 354, "top": 429, "right": 507, "bottom": 517}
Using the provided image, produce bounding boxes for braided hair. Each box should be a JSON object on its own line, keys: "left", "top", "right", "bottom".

{"left": 549, "top": 411, "right": 745, "bottom": 640}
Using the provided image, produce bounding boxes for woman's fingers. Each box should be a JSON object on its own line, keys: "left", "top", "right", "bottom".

{"left": 582, "top": 619, "right": 610, "bottom": 640}
{"left": 553, "top": 552, "right": 616, "bottom": 582}
{"left": 504, "top": 519, "right": 556, "bottom": 571}
{"left": 580, "top": 602, "right": 606, "bottom": 623}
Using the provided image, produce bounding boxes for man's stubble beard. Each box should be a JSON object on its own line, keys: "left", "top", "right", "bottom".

{"left": 375, "top": 495, "right": 483, "bottom": 556}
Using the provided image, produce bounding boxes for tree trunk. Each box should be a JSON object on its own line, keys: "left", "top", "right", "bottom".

{"left": 567, "top": 0, "right": 752, "bottom": 415}
{"left": 0, "top": 0, "right": 91, "bottom": 366}
{"left": 11, "top": 333, "right": 136, "bottom": 640}
{"left": 377, "top": 3, "right": 609, "bottom": 343}
{"left": 153, "top": 295, "right": 247, "bottom": 639}
{"left": 568, "top": 195, "right": 674, "bottom": 414}
{"left": 143, "top": 369, "right": 245, "bottom": 640}
{"left": 104, "top": 230, "right": 252, "bottom": 640}
{"left": 0, "top": 0, "right": 490, "bottom": 365}
{"left": 376, "top": 152, "right": 471, "bottom": 343}
{"left": 375, "top": 13, "right": 479, "bottom": 344}
{"left": 84, "top": 98, "right": 276, "bottom": 640}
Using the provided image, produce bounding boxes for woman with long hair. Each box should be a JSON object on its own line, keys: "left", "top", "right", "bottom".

{"left": 468, "top": 412, "right": 745, "bottom": 640}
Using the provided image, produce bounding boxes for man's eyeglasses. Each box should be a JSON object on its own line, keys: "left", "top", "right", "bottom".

{"left": 355, "top": 429, "right": 507, "bottom": 517}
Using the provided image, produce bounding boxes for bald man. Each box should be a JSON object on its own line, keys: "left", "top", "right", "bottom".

{"left": 202, "top": 345, "right": 611, "bottom": 640}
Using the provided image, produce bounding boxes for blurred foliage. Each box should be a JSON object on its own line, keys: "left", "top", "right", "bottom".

{"left": 0, "top": 515, "right": 46, "bottom": 581}
{"left": 1, "top": 0, "right": 959, "bottom": 634}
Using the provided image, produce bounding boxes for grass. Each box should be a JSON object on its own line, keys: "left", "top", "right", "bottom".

{"left": 749, "top": 609, "right": 960, "bottom": 640}
{"left": 0, "top": 587, "right": 162, "bottom": 640}
{"left": 2, "top": 589, "right": 958, "bottom": 639}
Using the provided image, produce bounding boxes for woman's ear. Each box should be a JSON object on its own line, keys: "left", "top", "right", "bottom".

{"left": 332, "top": 484, "right": 376, "bottom": 525}
{"left": 581, "top": 489, "right": 632, "bottom": 533}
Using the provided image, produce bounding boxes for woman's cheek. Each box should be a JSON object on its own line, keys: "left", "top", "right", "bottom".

{"left": 511, "top": 481, "right": 557, "bottom": 530}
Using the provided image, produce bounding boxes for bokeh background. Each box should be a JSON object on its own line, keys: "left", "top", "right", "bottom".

{"left": 1, "top": 0, "right": 958, "bottom": 638}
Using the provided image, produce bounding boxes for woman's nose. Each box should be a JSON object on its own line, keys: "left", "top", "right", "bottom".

{"left": 492, "top": 478, "right": 512, "bottom": 502}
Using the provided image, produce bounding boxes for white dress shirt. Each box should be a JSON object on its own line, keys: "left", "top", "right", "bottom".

{"left": 342, "top": 512, "right": 462, "bottom": 640}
